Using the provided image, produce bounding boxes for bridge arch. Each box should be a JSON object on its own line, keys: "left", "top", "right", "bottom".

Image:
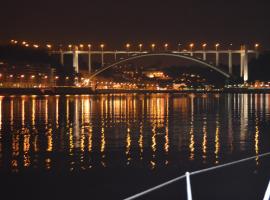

{"left": 89, "top": 53, "right": 232, "bottom": 80}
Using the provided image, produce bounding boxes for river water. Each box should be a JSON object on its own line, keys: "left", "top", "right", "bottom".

{"left": 1, "top": 93, "right": 270, "bottom": 200}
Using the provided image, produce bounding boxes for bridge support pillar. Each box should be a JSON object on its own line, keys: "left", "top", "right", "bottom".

{"left": 60, "top": 50, "right": 64, "bottom": 66}
{"left": 73, "top": 48, "right": 79, "bottom": 73}
{"left": 240, "top": 45, "right": 248, "bottom": 82}
{"left": 228, "top": 50, "right": 232, "bottom": 74}
{"left": 255, "top": 50, "right": 259, "bottom": 59}
{"left": 88, "top": 52, "right": 92, "bottom": 74}
{"left": 215, "top": 52, "right": 219, "bottom": 66}
{"left": 203, "top": 52, "right": 206, "bottom": 61}
{"left": 114, "top": 51, "right": 117, "bottom": 61}
{"left": 101, "top": 52, "right": 104, "bottom": 67}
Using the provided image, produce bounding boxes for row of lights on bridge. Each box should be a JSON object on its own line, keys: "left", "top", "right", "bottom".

{"left": 10, "top": 40, "right": 260, "bottom": 51}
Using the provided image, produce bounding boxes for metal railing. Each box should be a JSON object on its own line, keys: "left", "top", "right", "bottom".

{"left": 124, "top": 152, "right": 270, "bottom": 200}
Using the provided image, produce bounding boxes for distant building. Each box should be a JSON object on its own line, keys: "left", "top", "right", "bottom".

{"left": 0, "top": 61, "right": 56, "bottom": 87}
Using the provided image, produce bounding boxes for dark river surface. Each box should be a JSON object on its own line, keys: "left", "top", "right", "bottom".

{"left": 1, "top": 93, "right": 270, "bottom": 200}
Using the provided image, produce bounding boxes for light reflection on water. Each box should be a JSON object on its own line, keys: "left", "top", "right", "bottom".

{"left": 0, "top": 93, "right": 270, "bottom": 172}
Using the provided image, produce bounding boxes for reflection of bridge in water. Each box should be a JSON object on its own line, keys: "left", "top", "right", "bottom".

{"left": 52, "top": 46, "right": 259, "bottom": 82}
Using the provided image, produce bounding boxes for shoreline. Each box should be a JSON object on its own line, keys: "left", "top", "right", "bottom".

{"left": 1, "top": 87, "right": 270, "bottom": 95}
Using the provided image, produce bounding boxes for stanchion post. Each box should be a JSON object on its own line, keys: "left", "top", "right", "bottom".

{"left": 186, "top": 172, "right": 193, "bottom": 200}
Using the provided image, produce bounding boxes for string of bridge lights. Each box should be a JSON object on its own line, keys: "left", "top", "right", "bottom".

{"left": 9, "top": 39, "right": 260, "bottom": 51}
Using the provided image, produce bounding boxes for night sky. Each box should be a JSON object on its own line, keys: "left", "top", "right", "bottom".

{"left": 1, "top": 0, "right": 270, "bottom": 49}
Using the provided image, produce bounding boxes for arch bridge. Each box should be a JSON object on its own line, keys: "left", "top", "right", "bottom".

{"left": 51, "top": 46, "right": 259, "bottom": 82}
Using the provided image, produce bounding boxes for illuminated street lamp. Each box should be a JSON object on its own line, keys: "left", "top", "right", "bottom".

{"left": 22, "top": 41, "right": 27, "bottom": 45}
{"left": 255, "top": 43, "right": 259, "bottom": 50}
{"left": 25, "top": 44, "right": 29, "bottom": 47}
{"left": 151, "top": 43, "right": 156, "bottom": 51}
{"left": 68, "top": 44, "right": 72, "bottom": 51}
{"left": 87, "top": 44, "right": 91, "bottom": 50}
{"left": 20, "top": 74, "right": 25, "bottom": 78}
{"left": 126, "top": 43, "right": 131, "bottom": 56}
{"left": 177, "top": 43, "right": 182, "bottom": 51}
{"left": 100, "top": 44, "right": 105, "bottom": 51}
{"left": 79, "top": 44, "right": 84, "bottom": 50}
{"left": 33, "top": 44, "right": 39, "bottom": 48}
{"left": 255, "top": 43, "right": 260, "bottom": 58}
{"left": 126, "top": 43, "right": 130, "bottom": 51}
{"left": 189, "top": 43, "right": 194, "bottom": 51}
{"left": 100, "top": 44, "right": 105, "bottom": 67}
{"left": 139, "top": 44, "right": 143, "bottom": 51}
{"left": 215, "top": 43, "right": 220, "bottom": 51}
{"left": 164, "top": 43, "right": 168, "bottom": 51}
{"left": 202, "top": 43, "right": 207, "bottom": 50}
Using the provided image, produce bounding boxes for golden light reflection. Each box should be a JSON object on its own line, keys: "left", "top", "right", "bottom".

{"left": 31, "top": 96, "right": 36, "bottom": 126}
{"left": 101, "top": 126, "right": 106, "bottom": 167}
{"left": 23, "top": 133, "right": 30, "bottom": 167}
{"left": 45, "top": 96, "right": 48, "bottom": 125}
{"left": 189, "top": 127, "right": 195, "bottom": 160}
{"left": 126, "top": 126, "right": 131, "bottom": 165}
{"left": 164, "top": 98, "right": 169, "bottom": 165}
{"left": 69, "top": 127, "right": 74, "bottom": 153}
{"left": 21, "top": 96, "right": 25, "bottom": 126}
{"left": 88, "top": 127, "right": 93, "bottom": 152}
{"left": 56, "top": 96, "right": 59, "bottom": 127}
{"left": 10, "top": 98, "right": 14, "bottom": 128}
{"left": 11, "top": 134, "right": 19, "bottom": 172}
{"left": 45, "top": 158, "right": 51, "bottom": 170}
{"left": 202, "top": 120, "right": 207, "bottom": 161}
{"left": 47, "top": 129, "right": 53, "bottom": 152}
{"left": 215, "top": 117, "right": 220, "bottom": 164}
{"left": 151, "top": 124, "right": 157, "bottom": 169}
{"left": 139, "top": 123, "right": 143, "bottom": 160}
{"left": 255, "top": 117, "right": 259, "bottom": 165}
{"left": 189, "top": 95, "right": 195, "bottom": 161}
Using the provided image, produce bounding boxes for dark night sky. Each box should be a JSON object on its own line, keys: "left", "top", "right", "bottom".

{"left": 1, "top": 0, "right": 270, "bottom": 49}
